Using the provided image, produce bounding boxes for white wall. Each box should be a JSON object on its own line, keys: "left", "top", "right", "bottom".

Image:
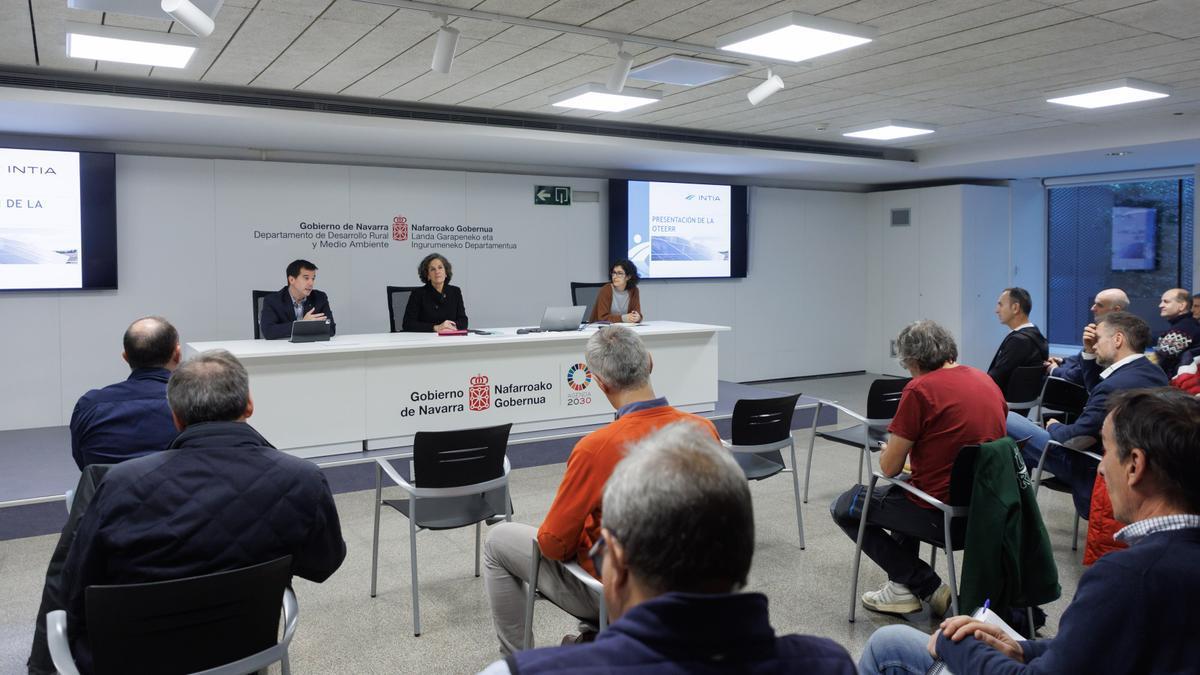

{"left": 0, "top": 157, "right": 869, "bottom": 431}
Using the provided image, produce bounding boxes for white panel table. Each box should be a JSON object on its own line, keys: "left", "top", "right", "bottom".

{"left": 185, "top": 321, "right": 728, "bottom": 458}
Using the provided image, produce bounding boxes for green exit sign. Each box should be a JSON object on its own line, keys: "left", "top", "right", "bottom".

{"left": 534, "top": 185, "right": 571, "bottom": 205}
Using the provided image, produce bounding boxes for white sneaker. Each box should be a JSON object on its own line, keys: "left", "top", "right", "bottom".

{"left": 927, "top": 583, "right": 952, "bottom": 618}
{"left": 861, "top": 580, "right": 922, "bottom": 614}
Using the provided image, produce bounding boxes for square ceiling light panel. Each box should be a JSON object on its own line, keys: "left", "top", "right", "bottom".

{"left": 842, "top": 121, "right": 936, "bottom": 141}
{"left": 66, "top": 22, "right": 197, "bottom": 68}
{"left": 1047, "top": 78, "right": 1171, "bottom": 109}
{"left": 716, "top": 12, "right": 877, "bottom": 63}
{"left": 629, "top": 55, "right": 749, "bottom": 86}
{"left": 68, "top": 0, "right": 224, "bottom": 21}
{"left": 551, "top": 83, "right": 662, "bottom": 113}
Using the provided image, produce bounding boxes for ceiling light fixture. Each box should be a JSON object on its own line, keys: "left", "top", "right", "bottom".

{"left": 842, "top": 120, "right": 936, "bottom": 141}
{"left": 607, "top": 43, "right": 634, "bottom": 93}
{"left": 551, "top": 83, "right": 661, "bottom": 113}
{"left": 161, "top": 0, "right": 215, "bottom": 37}
{"left": 747, "top": 68, "right": 784, "bottom": 105}
{"left": 65, "top": 21, "right": 197, "bottom": 68}
{"left": 430, "top": 16, "right": 460, "bottom": 74}
{"left": 716, "top": 12, "right": 877, "bottom": 62}
{"left": 1046, "top": 78, "right": 1171, "bottom": 109}
{"left": 629, "top": 55, "right": 747, "bottom": 86}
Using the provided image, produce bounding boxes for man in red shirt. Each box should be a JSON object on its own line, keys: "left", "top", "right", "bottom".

{"left": 831, "top": 320, "right": 1006, "bottom": 616}
{"left": 482, "top": 325, "right": 719, "bottom": 655}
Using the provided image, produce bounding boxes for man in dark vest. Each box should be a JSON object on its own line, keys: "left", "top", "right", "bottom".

{"left": 988, "top": 287, "right": 1048, "bottom": 395}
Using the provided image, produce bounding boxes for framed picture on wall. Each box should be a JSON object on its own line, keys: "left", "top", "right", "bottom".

{"left": 1111, "top": 205, "right": 1157, "bottom": 271}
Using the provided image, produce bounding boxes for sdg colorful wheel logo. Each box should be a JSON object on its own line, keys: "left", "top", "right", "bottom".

{"left": 566, "top": 363, "right": 592, "bottom": 391}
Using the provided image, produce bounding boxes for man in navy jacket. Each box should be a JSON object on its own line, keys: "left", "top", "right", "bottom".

{"left": 1045, "top": 288, "right": 1128, "bottom": 387}
{"left": 859, "top": 387, "right": 1200, "bottom": 675}
{"left": 479, "top": 422, "right": 855, "bottom": 675}
{"left": 69, "top": 316, "right": 181, "bottom": 469}
{"left": 59, "top": 349, "right": 346, "bottom": 673}
{"left": 260, "top": 258, "right": 336, "bottom": 339}
{"left": 1007, "top": 311, "right": 1167, "bottom": 515}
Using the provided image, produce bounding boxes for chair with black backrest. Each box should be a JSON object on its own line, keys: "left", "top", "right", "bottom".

{"left": 252, "top": 290, "right": 274, "bottom": 339}
{"left": 1005, "top": 365, "right": 1046, "bottom": 419}
{"left": 47, "top": 555, "right": 298, "bottom": 675}
{"left": 370, "top": 423, "right": 513, "bottom": 636}
{"left": 804, "top": 377, "right": 910, "bottom": 503}
{"left": 1036, "top": 376, "right": 1089, "bottom": 426}
{"left": 386, "top": 285, "right": 423, "bottom": 332}
{"left": 570, "top": 282, "right": 608, "bottom": 322}
{"left": 847, "top": 447, "right": 980, "bottom": 623}
{"left": 721, "top": 393, "right": 806, "bottom": 548}
{"left": 1032, "top": 439, "right": 1099, "bottom": 552}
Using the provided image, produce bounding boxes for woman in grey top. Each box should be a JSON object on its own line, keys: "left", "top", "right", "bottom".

{"left": 590, "top": 259, "right": 643, "bottom": 323}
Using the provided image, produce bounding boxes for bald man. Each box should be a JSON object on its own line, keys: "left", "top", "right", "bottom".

{"left": 1046, "top": 288, "right": 1129, "bottom": 387}
{"left": 1154, "top": 288, "right": 1200, "bottom": 377}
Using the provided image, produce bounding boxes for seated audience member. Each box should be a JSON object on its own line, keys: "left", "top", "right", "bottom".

{"left": 1152, "top": 287, "right": 1200, "bottom": 376}
{"left": 988, "top": 287, "right": 1049, "bottom": 394}
{"left": 1193, "top": 292, "right": 1200, "bottom": 321}
{"left": 403, "top": 252, "right": 468, "bottom": 332}
{"left": 1008, "top": 312, "right": 1168, "bottom": 516}
{"left": 831, "top": 320, "right": 1006, "bottom": 616}
{"left": 859, "top": 387, "right": 1200, "bottom": 675}
{"left": 589, "top": 259, "right": 643, "bottom": 324}
{"left": 69, "top": 316, "right": 181, "bottom": 470}
{"left": 58, "top": 349, "right": 346, "bottom": 673}
{"left": 479, "top": 422, "right": 855, "bottom": 675}
{"left": 1045, "top": 288, "right": 1129, "bottom": 386}
{"left": 482, "top": 325, "right": 718, "bottom": 654}
{"left": 260, "top": 258, "right": 335, "bottom": 339}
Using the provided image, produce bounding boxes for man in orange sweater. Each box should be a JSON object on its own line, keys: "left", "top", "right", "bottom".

{"left": 482, "top": 325, "right": 719, "bottom": 655}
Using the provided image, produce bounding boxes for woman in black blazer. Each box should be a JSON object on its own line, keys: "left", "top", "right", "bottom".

{"left": 402, "top": 253, "right": 468, "bottom": 332}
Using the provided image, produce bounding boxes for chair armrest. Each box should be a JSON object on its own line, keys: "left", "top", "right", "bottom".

{"left": 377, "top": 457, "right": 512, "bottom": 499}
{"left": 872, "top": 471, "right": 965, "bottom": 517}
{"left": 46, "top": 610, "right": 81, "bottom": 675}
{"left": 563, "top": 561, "right": 603, "bottom": 592}
{"left": 1047, "top": 440, "right": 1102, "bottom": 464}
{"left": 815, "top": 399, "right": 868, "bottom": 425}
{"left": 281, "top": 587, "right": 299, "bottom": 645}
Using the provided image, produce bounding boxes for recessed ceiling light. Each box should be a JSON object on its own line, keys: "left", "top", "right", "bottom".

{"left": 716, "top": 12, "right": 877, "bottom": 63}
{"left": 66, "top": 21, "right": 197, "bottom": 68}
{"left": 842, "top": 121, "right": 936, "bottom": 141}
{"left": 551, "top": 83, "right": 661, "bottom": 112}
{"left": 629, "top": 55, "right": 748, "bottom": 86}
{"left": 1047, "top": 78, "right": 1170, "bottom": 109}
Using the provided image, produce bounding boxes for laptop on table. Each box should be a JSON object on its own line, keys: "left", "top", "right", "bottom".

{"left": 516, "top": 306, "right": 588, "bottom": 334}
{"left": 290, "top": 319, "right": 332, "bottom": 343}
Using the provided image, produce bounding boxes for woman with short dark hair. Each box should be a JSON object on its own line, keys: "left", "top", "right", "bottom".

{"left": 590, "top": 259, "right": 643, "bottom": 323}
{"left": 402, "top": 253, "right": 468, "bottom": 332}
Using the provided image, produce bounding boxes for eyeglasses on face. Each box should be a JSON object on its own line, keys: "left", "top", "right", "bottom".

{"left": 611, "top": 271, "right": 627, "bottom": 278}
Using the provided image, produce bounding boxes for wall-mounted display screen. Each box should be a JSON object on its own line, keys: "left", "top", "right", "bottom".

{"left": 609, "top": 179, "right": 747, "bottom": 279}
{"left": 0, "top": 148, "right": 116, "bottom": 291}
{"left": 1111, "top": 205, "right": 1157, "bottom": 271}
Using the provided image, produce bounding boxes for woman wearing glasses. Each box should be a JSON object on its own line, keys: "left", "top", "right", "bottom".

{"left": 590, "top": 259, "right": 643, "bottom": 323}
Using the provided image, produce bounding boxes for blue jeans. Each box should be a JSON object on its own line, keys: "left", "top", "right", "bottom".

{"left": 1006, "top": 411, "right": 1096, "bottom": 517}
{"left": 858, "top": 624, "right": 935, "bottom": 675}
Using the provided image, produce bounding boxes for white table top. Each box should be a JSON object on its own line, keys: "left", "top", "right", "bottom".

{"left": 186, "top": 320, "right": 730, "bottom": 360}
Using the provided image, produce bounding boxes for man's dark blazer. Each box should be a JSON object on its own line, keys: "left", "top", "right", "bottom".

{"left": 1048, "top": 355, "right": 1169, "bottom": 444}
{"left": 260, "top": 286, "right": 335, "bottom": 340}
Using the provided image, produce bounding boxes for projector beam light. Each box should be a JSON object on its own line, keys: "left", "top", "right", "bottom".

{"left": 717, "top": 12, "right": 876, "bottom": 62}
{"left": 65, "top": 22, "right": 197, "bottom": 68}
{"left": 552, "top": 83, "right": 661, "bottom": 112}
{"left": 1047, "top": 78, "right": 1171, "bottom": 109}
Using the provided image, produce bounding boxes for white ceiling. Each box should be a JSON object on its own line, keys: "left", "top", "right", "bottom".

{"left": 1, "top": 0, "right": 1199, "bottom": 187}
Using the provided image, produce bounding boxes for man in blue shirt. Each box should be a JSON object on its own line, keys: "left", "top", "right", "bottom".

{"left": 69, "top": 316, "right": 181, "bottom": 469}
{"left": 859, "top": 387, "right": 1200, "bottom": 675}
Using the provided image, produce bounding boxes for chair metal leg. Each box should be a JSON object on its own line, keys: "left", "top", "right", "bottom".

{"left": 281, "top": 652, "right": 291, "bottom": 675}
{"left": 929, "top": 544, "right": 936, "bottom": 568}
{"left": 803, "top": 403, "right": 822, "bottom": 503}
{"left": 475, "top": 522, "right": 482, "bottom": 577}
{"left": 523, "top": 540, "right": 543, "bottom": 650}
{"left": 599, "top": 597, "right": 608, "bottom": 630}
{"left": 787, "top": 438, "right": 805, "bottom": 549}
{"left": 1026, "top": 607, "right": 1036, "bottom": 638}
{"left": 370, "top": 463, "right": 383, "bottom": 598}
{"left": 409, "top": 503, "right": 421, "bottom": 636}
{"left": 857, "top": 444, "right": 866, "bottom": 485}
{"left": 848, "top": 475, "right": 877, "bottom": 623}
{"left": 942, "top": 512, "right": 960, "bottom": 617}
{"left": 1072, "top": 516, "right": 1081, "bottom": 551}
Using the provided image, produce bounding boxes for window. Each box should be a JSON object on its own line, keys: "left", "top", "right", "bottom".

{"left": 1047, "top": 175, "right": 1194, "bottom": 345}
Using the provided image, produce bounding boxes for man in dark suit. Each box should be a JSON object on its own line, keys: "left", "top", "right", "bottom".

{"left": 988, "top": 287, "right": 1048, "bottom": 395}
{"left": 259, "top": 258, "right": 336, "bottom": 339}
{"left": 1007, "top": 311, "right": 1168, "bottom": 515}
{"left": 1045, "top": 287, "right": 1128, "bottom": 387}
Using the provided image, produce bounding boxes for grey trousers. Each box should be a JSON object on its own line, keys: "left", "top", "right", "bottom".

{"left": 482, "top": 522, "right": 600, "bottom": 655}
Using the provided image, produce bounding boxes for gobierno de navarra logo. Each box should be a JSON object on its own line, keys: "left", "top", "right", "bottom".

{"left": 469, "top": 374, "right": 490, "bottom": 411}
{"left": 392, "top": 215, "right": 408, "bottom": 242}
{"left": 566, "top": 363, "right": 592, "bottom": 391}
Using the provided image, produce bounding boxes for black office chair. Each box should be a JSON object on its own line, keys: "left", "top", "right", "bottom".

{"left": 370, "top": 423, "right": 513, "bottom": 636}
{"left": 570, "top": 282, "right": 608, "bottom": 322}
{"left": 721, "top": 393, "right": 805, "bottom": 547}
{"left": 47, "top": 556, "right": 298, "bottom": 675}
{"left": 251, "top": 289, "right": 273, "bottom": 339}
{"left": 804, "top": 377, "right": 910, "bottom": 502}
{"left": 1036, "top": 376, "right": 1089, "bottom": 426}
{"left": 386, "top": 285, "right": 422, "bottom": 332}
{"left": 1005, "top": 365, "right": 1046, "bottom": 419}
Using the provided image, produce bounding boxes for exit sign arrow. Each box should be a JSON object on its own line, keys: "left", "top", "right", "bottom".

{"left": 534, "top": 185, "right": 571, "bottom": 205}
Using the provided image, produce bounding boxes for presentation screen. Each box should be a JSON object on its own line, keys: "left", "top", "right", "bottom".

{"left": 1, "top": 148, "right": 116, "bottom": 291}
{"left": 1110, "top": 205, "right": 1157, "bottom": 271}
{"left": 609, "top": 180, "right": 747, "bottom": 279}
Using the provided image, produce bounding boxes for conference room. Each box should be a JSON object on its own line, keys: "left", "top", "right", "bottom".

{"left": 2, "top": 0, "right": 1199, "bottom": 673}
